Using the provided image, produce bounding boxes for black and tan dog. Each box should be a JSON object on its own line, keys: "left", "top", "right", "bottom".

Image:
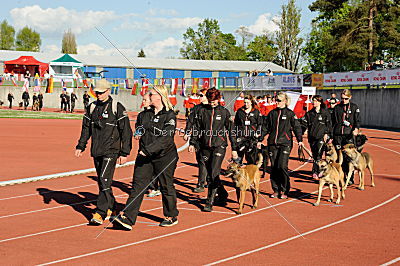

{"left": 226, "top": 153, "right": 263, "bottom": 214}
{"left": 342, "top": 144, "right": 375, "bottom": 191}
{"left": 325, "top": 142, "right": 339, "bottom": 163}
{"left": 314, "top": 152, "right": 345, "bottom": 206}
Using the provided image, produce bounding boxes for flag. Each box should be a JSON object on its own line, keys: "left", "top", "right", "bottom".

{"left": 171, "top": 78, "right": 178, "bottom": 95}
{"left": 154, "top": 78, "right": 159, "bottom": 85}
{"left": 219, "top": 94, "right": 226, "bottom": 106}
{"left": 46, "top": 76, "right": 54, "bottom": 93}
{"left": 88, "top": 79, "right": 96, "bottom": 98}
{"left": 213, "top": 78, "right": 220, "bottom": 89}
{"left": 83, "top": 79, "right": 89, "bottom": 88}
{"left": 180, "top": 78, "right": 187, "bottom": 97}
{"left": 161, "top": 78, "right": 165, "bottom": 85}
{"left": 202, "top": 78, "right": 210, "bottom": 89}
{"left": 131, "top": 79, "right": 138, "bottom": 95}
{"left": 61, "top": 79, "right": 67, "bottom": 91}
{"left": 140, "top": 78, "right": 148, "bottom": 96}
{"left": 192, "top": 78, "right": 199, "bottom": 94}
{"left": 33, "top": 73, "right": 40, "bottom": 92}
{"left": 11, "top": 77, "right": 17, "bottom": 86}
{"left": 125, "top": 79, "right": 131, "bottom": 89}
{"left": 22, "top": 79, "right": 29, "bottom": 92}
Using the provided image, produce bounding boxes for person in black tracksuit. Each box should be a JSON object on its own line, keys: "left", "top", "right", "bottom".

{"left": 301, "top": 95, "right": 332, "bottom": 179}
{"left": 114, "top": 85, "right": 180, "bottom": 230}
{"left": 22, "top": 91, "right": 30, "bottom": 110}
{"left": 71, "top": 92, "right": 78, "bottom": 113}
{"left": 189, "top": 87, "right": 234, "bottom": 212}
{"left": 232, "top": 94, "right": 263, "bottom": 165}
{"left": 332, "top": 89, "right": 361, "bottom": 184}
{"left": 75, "top": 79, "right": 132, "bottom": 225}
{"left": 8, "top": 92, "right": 14, "bottom": 109}
{"left": 64, "top": 92, "right": 71, "bottom": 112}
{"left": 135, "top": 93, "right": 160, "bottom": 197}
{"left": 38, "top": 93, "right": 43, "bottom": 111}
{"left": 83, "top": 91, "right": 90, "bottom": 109}
{"left": 60, "top": 91, "right": 66, "bottom": 111}
{"left": 260, "top": 92, "right": 303, "bottom": 199}
{"left": 184, "top": 88, "right": 209, "bottom": 193}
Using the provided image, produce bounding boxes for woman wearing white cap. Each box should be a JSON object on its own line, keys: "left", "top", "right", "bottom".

{"left": 114, "top": 85, "right": 179, "bottom": 230}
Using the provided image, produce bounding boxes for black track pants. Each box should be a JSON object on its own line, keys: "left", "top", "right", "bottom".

{"left": 268, "top": 144, "right": 292, "bottom": 195}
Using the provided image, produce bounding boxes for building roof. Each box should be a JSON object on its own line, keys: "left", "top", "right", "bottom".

{"left": 0, "top": 50, "right": 292, "bottom": 73}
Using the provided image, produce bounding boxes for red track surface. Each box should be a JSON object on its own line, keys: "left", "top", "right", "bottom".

{"left": 0, "top": 117, "right": 399, "bottom": 265}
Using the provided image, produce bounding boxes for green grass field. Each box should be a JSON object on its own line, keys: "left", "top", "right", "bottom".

{"left": 0, "top": 109, "right": 83, "bottom": 119}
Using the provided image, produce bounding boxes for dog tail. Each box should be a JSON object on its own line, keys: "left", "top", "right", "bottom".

{"left": 338, "top": 150, "right": 343, "bottom": 165}
{"left": 256, "top": 153, "right": 263, "bottom": 169}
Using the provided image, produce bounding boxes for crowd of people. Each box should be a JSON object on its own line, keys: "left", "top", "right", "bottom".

{"left": 74, "top": 78, "right": 361, "bottom": 231}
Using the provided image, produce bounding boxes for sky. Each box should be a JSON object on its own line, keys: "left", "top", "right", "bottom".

{"left": 1, "top": 0, "right": 317, "bottom": 58}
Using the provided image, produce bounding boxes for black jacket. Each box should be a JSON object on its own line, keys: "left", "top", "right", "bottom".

{"left": 232, "top": 107, "right": 263, "bottom": 150}
{"left": 332, "top": 102, "right": 360, "bottom": 136}
{"left": 190, "top": 104, "right": 233, "bottom": 149}
{"left": 8, "top": 94, "right": 14, "bottom": 101}
{"left": 184, "top": 103, "right": 205, "bottom": 135}
{"left": 262, "top": 107, "right": 303, "bottom": 146}
{"left": 302, "top": 107, "right": 332, "bottom": 140}
{"left": 135, "top": 107, "right": 154, "bottom": 136}
{"left": 76, "top": 97, "right": 133, "bottom": 158}
{"left": 71, "top": 93, "right": 78, "bottom": 103}
{"left": 83, "top": 94, "right": 90, "bottom": 103}
{"left": 22, "top": 91, "right": 29, "bottom": 100}
{"left": 138, "top": 108, "right": 177, "bottom": 158}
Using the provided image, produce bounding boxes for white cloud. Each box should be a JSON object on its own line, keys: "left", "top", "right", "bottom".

{"left": 143, "top": 37, "right": 182, "bottom": 58}
{"left": 10, "top": 5, "right": 117, "bottom": 36}
{"left": 117, "top": 17, "right": 202, "bottom": 33}
{"left": 43, "top": 44, "right": 60, "bottom": 53}
{"left": 246, "top": 13, "right": 280, "bottom": 35}
{"left": 77, "top": 43, "right": 138, "bottom": 56}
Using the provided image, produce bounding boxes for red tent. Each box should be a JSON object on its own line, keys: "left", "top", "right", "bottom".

{"left": 4, "top": 56, "right": 49, "bottom": 77}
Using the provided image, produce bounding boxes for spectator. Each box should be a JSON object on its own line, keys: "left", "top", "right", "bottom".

{"left": 266, "top": 69, "right": 273, "bottom": 76}
{"left": 8, "top": 92, "right": 14, "bottom": 109}
{"left": 22, "top": 91, "right": 30, "bottom": 110}
{"left": 83, "top": 91, "right": 90, "bottom": 109}
{"left": 38, "top": 92, "right": 44, "bottom": 111}
{"left": 71, "top": 92, "right": 78, "bottom": 113}
{"left": 64, "top": 92, "right": 71, "bottom": 112}
{"left": 60, "top": 91, "right": 66, "bottom": 111}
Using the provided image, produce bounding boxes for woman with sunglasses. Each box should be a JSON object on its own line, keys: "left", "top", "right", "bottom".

{"left": 189, "top": 87, "right": 234, "bottom": 212}
{"left": 259, "top": 92, "right": 303, "bottom": 199}
{"left": 232, "top": 94, "right": 263, "bottom": 165}
{"left": 332, "top": 89, "right": 360, "bottom": 150}
{"left": 184, "top": 88, "right": 209, "bottom": 193}
{"left": 114, "top": 85, "right": 179, "bottom": 230}
{"left": 302, "top": 95, "right": 332, "bottom": 179}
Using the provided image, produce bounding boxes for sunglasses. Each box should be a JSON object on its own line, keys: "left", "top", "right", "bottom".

{"left": 276, "top": 99, "right": 282, "bottom": 102}
{"left": 95, "top": 91, "right": 106, "bottom": 95}
{"left": 330, "top": 102, "right": 336, "bottom": 105}
{"left": 341, "top": 97, "right": 350, "bottom": 100}
{"left": 197, "top": 94, "right": 205, "bottom": 97}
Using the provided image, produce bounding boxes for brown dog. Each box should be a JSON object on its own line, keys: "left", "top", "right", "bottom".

{"left": 342, "top": 144, "right": 375, "bottom": 191}
{"left": 226, "top": 153, "right": 263, "bottom": 214}
{"left": 325, "top": 142, "right": 339, "bottom": 163}
{"left": 314, "top": 154, "right": 345, "bottom": 206}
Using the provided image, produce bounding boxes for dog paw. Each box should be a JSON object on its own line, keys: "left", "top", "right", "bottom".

{"left": 357, "top": 187, "right": 365, "bottom": 191}
{"left": 236, "top": 211, "right": 242, "bottom": 215}
{"left": 371, "top": 184, "right": 375, "bottom": 187}
{"left": 335, "top": 201, "right": 340, "bottom": 205}
{"left": 327, "top": 199, "right": 332, "bottom": 202}
{"left": 313, "top": 202, "right": 319, "bottom": 206}
{"left": 251, "top": 205, "right": 257, "bottom": 209}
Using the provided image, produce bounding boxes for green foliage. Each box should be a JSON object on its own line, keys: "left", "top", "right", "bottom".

{"left": 137, "top": 49, "right": 146, "bottom": 57}
{"left": 247, "top": 35, "right": 278, "bottom": 61}
{"left": 0, "top": 20, "right": 15, "bottom": 50}
{"left": 15, "top": 26, "right": 41, "bottom": 52}
{"left": 305, "top": 0, "right": 400, "bottom": 72}
{"left": 275, "top": 0, "right": 303, "bottom": 72}
{"left": 61, "top": 29, "right": 77, "bottom": 54}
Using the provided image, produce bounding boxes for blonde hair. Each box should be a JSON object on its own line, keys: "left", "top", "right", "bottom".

{"left": 342, "top": 89, "right": 352, "bottom": 98}
{"left": 152, "top": 85, "right": 174, "bottom": 111}
{"left": 276, "top": 92, "right": 290, "bottom": 107}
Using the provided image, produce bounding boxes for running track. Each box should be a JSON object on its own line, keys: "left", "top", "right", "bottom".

{"left": 0, "top": 118, "right": 399, "bottom": 265}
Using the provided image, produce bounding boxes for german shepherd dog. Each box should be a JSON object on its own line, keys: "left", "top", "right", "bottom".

{"left": 225, "top": 153, "right": 263, "bottom": 214}
{"left": 314, "top": 152, "right": 345, "bottom": 206}
{"left": 342, "top": 144, "right": 375, "bottom": 191}
{"left": 325, "top": 142, "right": 339, "bottom": 163}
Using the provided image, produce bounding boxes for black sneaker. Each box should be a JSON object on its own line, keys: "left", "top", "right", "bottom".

{"left": 193, "top": 186, "right": 205, "bottom": 193}
{"left": 113, "top": 215, "right": 133, "bottom": 231}
{"left": 160, "top": 217, "right": 178, "bottom": 227}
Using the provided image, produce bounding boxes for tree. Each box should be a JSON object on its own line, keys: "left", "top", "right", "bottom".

{"left": 61, "top": 29, "right": 77, "bottom": 54}
{"left": 15, "top": 26, "right": 41, "bottom": 52}
{"left": 247, "top": 34, "right": 278, "bottom": 61}
{"left": 138, "top": 49, "right": 146, "bottom": 57}
{"left": 235, "top": 26, "right": 254, "bottom": 48}
{"left": 0, "top": 20, "right": 15, "bottom": 50}
{"left": 275, "top": 0, "right": 303, "bottom": 72}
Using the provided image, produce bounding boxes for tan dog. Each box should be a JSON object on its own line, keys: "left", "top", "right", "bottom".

{"left": 342, "top": 144, "right": 375, "bottom": 191}
{"left": 314, "top": 151, "right": 345, "bottom": 206}
{"left": 325, "top": 142, "right": 339, "bottom": 163}
{"left": 226, "top": 153, "right": 263, "bottom": 214}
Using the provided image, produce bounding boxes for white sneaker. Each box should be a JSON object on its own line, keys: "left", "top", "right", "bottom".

{"left": 147, "top": 190, "right": 161, "bottom": 197}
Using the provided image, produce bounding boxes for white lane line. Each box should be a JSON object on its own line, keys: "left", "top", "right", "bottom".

{"left": 206, "top": 194, "right": 400, "bottom": 266}
{"left": 37, "top": 189, "right": 317, "bottom": 266}
{"left": 367, "top": 142, "right": 400, "bottom": 155}
{"left": 0, "top": 165, "right": 189, "bottom": 201}
{"left": 381, "top": 256, "right": 400, "bottom": 266}
{"left": 178, "top": 207, "right": 235, "bottom": 215}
